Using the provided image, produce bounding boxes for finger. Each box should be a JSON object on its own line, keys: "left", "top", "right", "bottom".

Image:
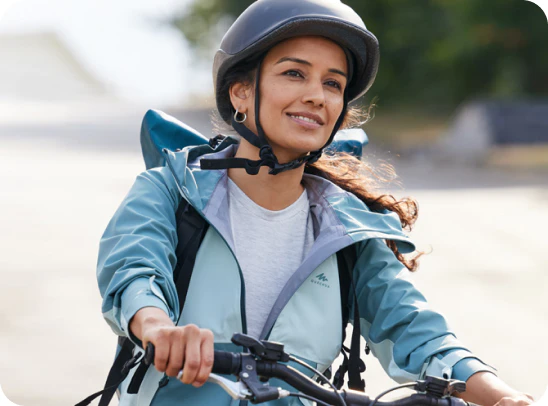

{"left": 513, "top": 395, "right": 534, "bottom": 406}
{"left": 165, "top": 336, "right": 185, "bottom": 377}
{"left": 192, "top": 330, "right": 215, "bottom": 387}
{"left": 495, "top": 397, "right": 534, "bottom": 406}
{"left": 153, "top": 335, "right": 170, "bottom": 373}
{"left": 180, "top": 325, "right": 202, "bottom": 384}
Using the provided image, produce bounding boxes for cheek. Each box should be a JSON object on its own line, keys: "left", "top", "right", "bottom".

{"left": 327, "top": 97, "right": 345, "bottom": 124}
{"left": 259, "top": 86, "right": 291, "bottom": 123}
{"left": 327, "top": 93, "right": 344, "bottom": 112}
{"left": 267, "top": 84, "right": 293, "bottom": 108}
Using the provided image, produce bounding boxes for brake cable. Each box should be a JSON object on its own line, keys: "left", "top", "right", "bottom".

{"left": 289, "top": 355, "right": 348, "bottom": 406}
{"left": 369, "top": 383, "right": 417, "bottom": 406}
{"left": 287, "top": 392, "right": 332, "bottom": 406}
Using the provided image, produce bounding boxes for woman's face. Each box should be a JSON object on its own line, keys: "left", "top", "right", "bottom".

{"left": 232, "top": 36, "right": 348, "bottom": 163}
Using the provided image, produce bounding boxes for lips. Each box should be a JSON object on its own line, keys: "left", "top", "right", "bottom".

{"left": 286, "top": 112, "right": 325, "bottom": 126}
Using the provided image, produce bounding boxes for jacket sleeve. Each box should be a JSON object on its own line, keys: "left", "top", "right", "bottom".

{"left": 352, "top": 238, "right": 496, "bottom": 383}
{"left": 96, "top": 166, "right": 183, "bottom": 340}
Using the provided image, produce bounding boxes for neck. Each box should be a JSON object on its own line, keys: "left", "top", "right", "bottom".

{"left": 228, "top": 141, "right": 306, "bottom": 211}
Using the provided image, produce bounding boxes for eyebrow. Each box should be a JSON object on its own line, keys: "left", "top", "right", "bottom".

{"left": 275, "top": 57, "right": 348, "bottom": 79}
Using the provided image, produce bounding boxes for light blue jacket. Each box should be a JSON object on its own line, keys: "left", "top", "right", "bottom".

{"left": 97, "top": 118, "right": 494, "bottom": 405}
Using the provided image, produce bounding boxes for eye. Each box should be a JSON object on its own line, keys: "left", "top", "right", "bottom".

{"left": 283, "top": 69, "right": 304, "bottom": 78}
{"left": 325, "top": 80, "right": 342, "bottom": 90}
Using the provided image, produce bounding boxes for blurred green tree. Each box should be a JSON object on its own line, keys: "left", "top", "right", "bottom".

{"left": 171, "top": 0, "right": 548, "bottom": 110}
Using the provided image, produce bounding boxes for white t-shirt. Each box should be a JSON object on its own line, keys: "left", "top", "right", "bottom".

{"left": 227, "top": 178, "right": 315, "bottom": 338}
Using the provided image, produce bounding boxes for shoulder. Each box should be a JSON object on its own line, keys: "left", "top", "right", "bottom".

{"left": 128, "top": 166, "right": 183, "bottom": 211}
{"left": 303, "top": 173, "right": 415, "bottom": 252}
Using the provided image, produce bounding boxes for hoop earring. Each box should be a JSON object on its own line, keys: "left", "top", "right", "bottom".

{"left": 234, "top": 108, "right": 247, "bottom": 123}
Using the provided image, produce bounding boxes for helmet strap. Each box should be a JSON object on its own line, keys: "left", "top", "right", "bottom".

{"left": 231, "top": 117, "right": 261, "bottom": 149}
{"left": 254, "top": 59, "right": 269, "bottom": 148}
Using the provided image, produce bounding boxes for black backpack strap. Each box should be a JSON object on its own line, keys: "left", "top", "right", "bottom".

{"left": 76, "top": 337, "right": 139, "bottom": 406}
{"left": 347, "top": 277, "right": 366, "bottom": 391}
{"left": 332, "top": 248, "right": 351, "bottom": 389}
{"left": 338, "top": 249, "right": 351, "bottom": 332}
{"left": 332, "top": 344, "right": 349, "bottom": 389}
{"left": 333, "top": 245, "right": 366, "bottom": 392}
{"left": 127, "top": 360, "right": 149, "bottom": 394}
{"left": 172, "top": 198, "right": 209, "bottom": 312}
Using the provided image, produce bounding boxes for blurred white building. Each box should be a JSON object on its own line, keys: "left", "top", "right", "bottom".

{"left": 0, "top": 31, "right": 114, "bottom": 102}
{"left": 0, "top": 30, "right": 148, "bottom": 127}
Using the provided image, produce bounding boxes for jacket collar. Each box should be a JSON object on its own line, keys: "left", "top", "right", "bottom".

{"left": 162, "top": 140, "right": 415, "bottom": 254}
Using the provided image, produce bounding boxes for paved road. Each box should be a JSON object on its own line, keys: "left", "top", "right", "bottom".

{"left": 0, "top": 112, "right": 546, "bottom": 405}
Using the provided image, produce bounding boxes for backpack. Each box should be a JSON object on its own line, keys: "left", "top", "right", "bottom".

{"left": 77, "top": 110, "right": 370, "bottom": 406}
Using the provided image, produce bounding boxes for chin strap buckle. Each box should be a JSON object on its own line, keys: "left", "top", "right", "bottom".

{"left": 306, "top": 150, "right": 322, "bottom": 165}
{"left": 268, "top": 150, "right": 323, "bottom": 175}
{"left": 259, "top": 145, "right": 277, "bottom": 165}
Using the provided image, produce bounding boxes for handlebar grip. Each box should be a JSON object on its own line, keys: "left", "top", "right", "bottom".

{"left": 143, "top": 344, "right": 239, "bottom": 375}
{"left": 212, "top": 351, "right": 241, "bottom": 375}
{"left": 144, "top": 342, "right": 155, "bottom": 366}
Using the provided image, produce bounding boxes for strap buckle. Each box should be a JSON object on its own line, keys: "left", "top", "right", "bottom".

{"left": 121, "top": 353, "right": 143, "bottom": 375}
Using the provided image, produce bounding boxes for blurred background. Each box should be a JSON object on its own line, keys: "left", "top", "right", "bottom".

{"left": 0, "top": 0, "right": 547, "bottom": 405}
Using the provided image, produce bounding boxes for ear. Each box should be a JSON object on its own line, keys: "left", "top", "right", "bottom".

{"left": 229, "top": 81, "right": 253, "bottom": 114}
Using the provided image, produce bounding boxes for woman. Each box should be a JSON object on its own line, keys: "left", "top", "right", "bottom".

{"left": 97, "top": 1, "right": 533, "bottom": 405}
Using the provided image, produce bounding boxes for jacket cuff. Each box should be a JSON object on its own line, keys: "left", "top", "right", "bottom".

{"left": 422, "top": 349, "right": 497, "bottom": 383}
{"left": 120, "top": 277, "right": 171, "bottom": 348}
{"left": 452, "top": 358, "right": 497, "bottom": 382}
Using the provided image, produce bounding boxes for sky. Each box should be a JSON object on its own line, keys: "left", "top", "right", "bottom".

{"left": 0, "top": 0, "right": 213, "bottom": 107}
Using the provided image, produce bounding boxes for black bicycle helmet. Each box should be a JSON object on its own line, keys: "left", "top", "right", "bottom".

{"left": 201, "top": 0, "right": 379, "bottom": 175}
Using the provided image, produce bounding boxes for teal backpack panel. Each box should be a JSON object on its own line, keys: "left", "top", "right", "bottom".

{"left": 140, "top": 109, "right": 369, "bottom": 170}
{"left": 140, "top": 109, "right": 210, "bottom": 170}
{"left": 328, "top": 128, "right": 369, "bottom": 157}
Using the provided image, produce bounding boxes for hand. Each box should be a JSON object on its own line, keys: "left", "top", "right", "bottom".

{"left": 456, "top": 372, "right": 535, "bottom": 406}
{"left": 144, "top": 323, "right": 215, "bottom": 387}
{"left": 494, "top": 393, "right": 534, "bottom": 406}
{"left": 130, "top": 307, "right": 215, "bottom": 388}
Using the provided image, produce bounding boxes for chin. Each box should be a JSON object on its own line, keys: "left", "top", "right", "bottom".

{"left": 266, "top": 126, "right": 330, "bottom": 156}
{"left": 294, "top": 136, "right": 330, "bottom": 153}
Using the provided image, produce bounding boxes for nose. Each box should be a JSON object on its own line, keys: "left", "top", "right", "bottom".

{"left": 301, "top": 78, "right": 326, "bottom": 108}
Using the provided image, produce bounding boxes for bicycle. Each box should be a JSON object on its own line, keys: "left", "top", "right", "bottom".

{"left": 144, "top": 333, "right": 480, "bottom": 406}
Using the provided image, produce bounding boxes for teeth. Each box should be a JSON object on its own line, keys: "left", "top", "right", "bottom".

{"left": 290, "top": 114, "right": 319, "bottom": 124}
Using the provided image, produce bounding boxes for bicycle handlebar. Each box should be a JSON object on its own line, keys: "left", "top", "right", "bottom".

{"left": 210, "top": 350, "right": 478, "bottom": 406}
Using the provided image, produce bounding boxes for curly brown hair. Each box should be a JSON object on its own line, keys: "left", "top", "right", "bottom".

{"left": 305, "top": 156, "right": 422, "bottom": 272}
{"left": 214, "top": 60, "right": 423, "bottom": 271}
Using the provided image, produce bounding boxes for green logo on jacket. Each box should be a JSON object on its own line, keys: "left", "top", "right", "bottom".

{"left": 311, "top": 273, "right": 330, "bottom": 288}
{"left": 316, "top": 273, "right": 328, "bottom": 282}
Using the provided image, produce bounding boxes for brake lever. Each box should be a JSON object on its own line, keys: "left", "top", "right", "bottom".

{"left": 207, "top": 373, "right": 252, "bottom": 400}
